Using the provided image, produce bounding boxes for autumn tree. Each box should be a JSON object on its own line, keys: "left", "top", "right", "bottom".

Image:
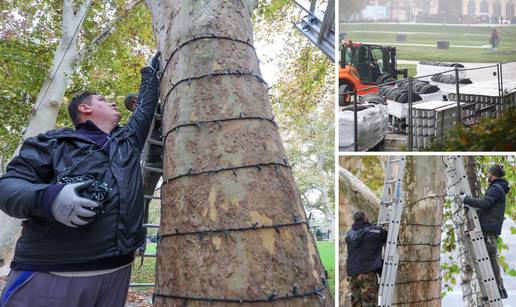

{"left": 143, "top": 0, "right": 332, "bottom": 306}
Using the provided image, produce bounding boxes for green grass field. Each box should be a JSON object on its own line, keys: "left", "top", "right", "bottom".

{"left": 131, "top": 241, "right": 336, "bottom": 297}
{"left": 340, "top": 23, "right": 516, "bottom": 63}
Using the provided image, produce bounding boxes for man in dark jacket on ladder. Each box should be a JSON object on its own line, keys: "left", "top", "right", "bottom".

{"left": 460, "top": 164, "right": 510, "bottom": 299}
{"left": 346, "top": 210, "right": 388, "bottom": 307}
{"left": 0, "top": 52, "right": 160, "bottom": 307}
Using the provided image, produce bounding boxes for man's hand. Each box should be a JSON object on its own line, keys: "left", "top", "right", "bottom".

{"left": 147, "top": 51, "right": 161, "bottom": 74}
{"left": 51, "top": 181, "right": 100, "bottom": 227}
{"left": 459, "top": 193, "right": 468, "bottom": 203}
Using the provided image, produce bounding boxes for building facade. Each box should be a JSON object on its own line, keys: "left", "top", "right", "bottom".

{"left": 361, "top": 0, "right": 516, "bottom": 22}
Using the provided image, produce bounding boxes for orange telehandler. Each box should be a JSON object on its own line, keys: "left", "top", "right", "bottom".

{"left": 339, "top": 41, "right": 407, "bottom": 105}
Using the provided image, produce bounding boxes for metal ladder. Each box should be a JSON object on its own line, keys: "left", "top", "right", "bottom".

{"left": 293, "top": 0, "right": 335, "bottom": 61}
{"left": 377, "top": 156, "right": 406, "bottom": 307}
{"left": 130, "top": 105, "right": 163, "bottom": 288}
{"left": 445, "top": 156, "right": 503, "bottom": 306}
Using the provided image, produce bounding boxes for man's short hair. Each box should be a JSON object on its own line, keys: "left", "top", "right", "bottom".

{"left": 488, "top": 164, "right": 505, "bottom": 178}
{"left": 68, "top": 91, "right": 96, "bottom": 126}
{"left": 352, "top": 210, "right": 367, "bottom": 222}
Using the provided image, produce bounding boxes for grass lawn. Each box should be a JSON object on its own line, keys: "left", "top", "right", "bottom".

{"left": 131, "top": 241, "right": 336, "bottom": 297}
{"left": 340, "top": 23, "right": 516, "bottom": 63}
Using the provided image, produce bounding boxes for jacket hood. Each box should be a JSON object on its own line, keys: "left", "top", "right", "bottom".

{"left": 352, "top": 220, "right": 371, "bottom": 230}
{"left": 347, "top": 221, "right": 372, "bottom": 248}
{"left": 491, "top": 178, "right": 510, "bottom": 193}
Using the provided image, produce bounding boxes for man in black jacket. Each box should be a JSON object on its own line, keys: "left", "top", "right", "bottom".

{"left": 346, "top": 210, "right": 387, "bottom": 307}
{"left": 0, "top": 52, "right": 160, "bottom": 307}
{"left": 124, "top": 93, "right": 163, "bottom": 256}
{"left": 460, "top": 164, "right": 510, "bottom": 299}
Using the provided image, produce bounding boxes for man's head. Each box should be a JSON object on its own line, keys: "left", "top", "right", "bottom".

{"left": 352, "top": 210, "right": 368, "bottom": 223}
{"left": 488, "top": 164, "right": 505, "bottom": 182}
{"left": 68, "top": 91, "right": 121, "bottom": 130}
{"left": 124, "top": 93, "right": 138, "bottom": 112}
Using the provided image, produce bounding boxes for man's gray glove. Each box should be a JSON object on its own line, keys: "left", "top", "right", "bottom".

{"left": 459, "top": 194, "right": 468, "bottom": 203}
{"left": 51, "top": 181, "right": 100, "bottom": 227}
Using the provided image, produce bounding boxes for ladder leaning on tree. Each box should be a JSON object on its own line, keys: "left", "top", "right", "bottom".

{"left": 445, "top": 156, "right": 503, "bottom": 307}
{"left": 130, "top": 102, "right": 163, "bottom": 288}
{"left": 377, "top": 156, "right": 406, "bottom": 307}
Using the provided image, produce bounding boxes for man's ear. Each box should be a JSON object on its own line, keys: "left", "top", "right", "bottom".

{"left": 78, "top": 103, "right": 92, "bottom": 115}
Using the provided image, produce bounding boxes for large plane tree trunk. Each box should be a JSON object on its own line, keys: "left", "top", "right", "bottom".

{"left": 145, "top": 1, "right": 332, "bottom": 306}
{"left": 394, "top": 156, "right": 445, "bottom": 306}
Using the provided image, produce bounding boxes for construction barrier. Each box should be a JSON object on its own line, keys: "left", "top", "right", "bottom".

{"left": 339, "top": 60, "right": 516, "bottom": 151}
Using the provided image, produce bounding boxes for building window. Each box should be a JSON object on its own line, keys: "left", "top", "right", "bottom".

{"left": 468, "top": 0, "right": 476, "bottom": 15}
{"left": 507, "top": 1, "right": 515, "bottom": 19}
{"left": 480, "top": 0, "right": 489, "bottom": 13}
{"left": 493, "top": 1, "right": 502, "bottom": 16}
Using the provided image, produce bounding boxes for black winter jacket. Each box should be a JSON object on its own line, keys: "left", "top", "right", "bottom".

{"left": 464, "top": 178, "right": 510, "bottom": 235}
{"left": 0, "top": 67, "right": 158, "bottom": 271}
{"left": 346, "top": 221, "right": 387, "bottom": 276}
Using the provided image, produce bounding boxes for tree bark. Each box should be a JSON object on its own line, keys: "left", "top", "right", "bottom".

{"left": 338, "top": 166, "right": 378, "bottom": 307}
{"left": 394, "top": 156, "right": 445, "bottom": 306}
{"left": 148, "top": 1, "right": 332, "bottom": 306}
{"left": 316, "top": 156, "right": 334, "bottom": 240}
{"left": 338, "top": 166, "right": 380, "bottom": 219}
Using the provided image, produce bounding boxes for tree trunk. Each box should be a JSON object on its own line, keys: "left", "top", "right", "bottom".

{"left": 146, "top": 1, "right": 332, "bottom": 306}
{"left": 338, "top": 166, "right": 380, "bottom": 219}
{"left": 394, "top": 156, "right": 445, "bottom": 306}
{"left": 459, "top": 156, "right": 484, "bottom": 306}
{"left": 317, "top": 156, "right": 334, "bottom": 240}
{"left": 338, "top": 167, "right": 378, "bottom": 307}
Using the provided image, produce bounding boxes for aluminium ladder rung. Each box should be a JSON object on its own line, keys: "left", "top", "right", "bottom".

{"left": 144, "top": 195, "right": 161, "bottom": 200}
{"left": 143, "top": 224, "right": 160, "bottom": 228}
{"left": 129, "top": 283, "right": 155, "bottom": 288}
{"left": 149, "top": 139, "right": 163, "bottom": 146}
{"left": 143, "top": 165, "right": 163, "bottom": 173}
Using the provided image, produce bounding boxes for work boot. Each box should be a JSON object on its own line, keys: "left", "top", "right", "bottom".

{"left": 499, "top": 287, "right": 508, "bottom": 299}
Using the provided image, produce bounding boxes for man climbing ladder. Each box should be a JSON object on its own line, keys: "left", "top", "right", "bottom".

{"left": 460, "top": 164, "right": 510, "bottom": 300}
{"left": 446, "top": 156, "right": 506, "bottom": 306}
